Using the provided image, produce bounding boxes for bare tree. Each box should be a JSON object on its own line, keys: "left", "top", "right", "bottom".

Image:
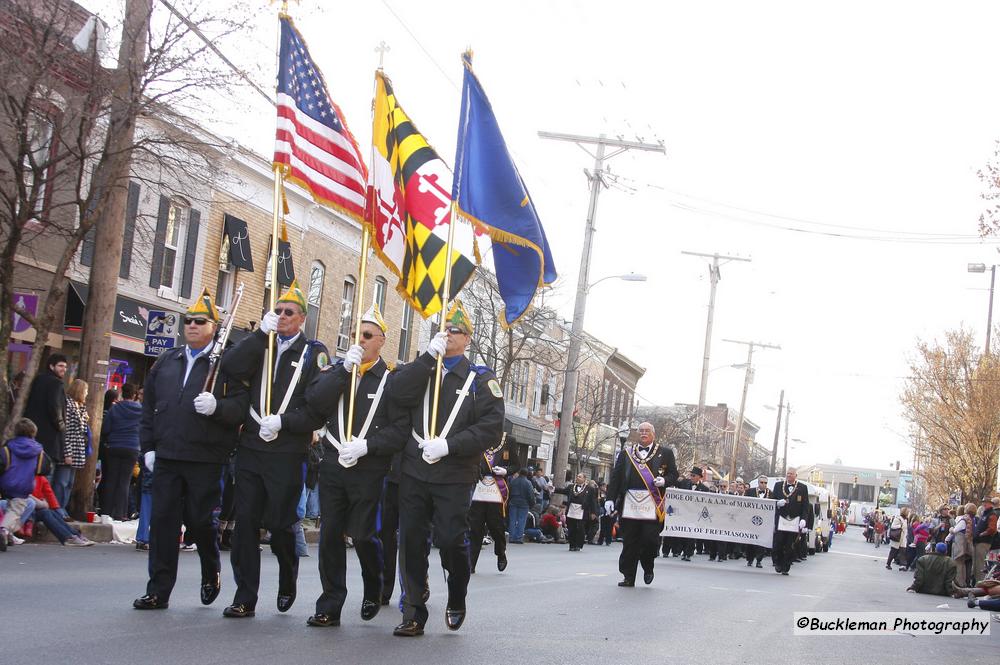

{"left": 0, "top": 0, "right": 254, "bottom": 514}
{"left": 901, "top": 328, "right": 1000, "bottom": 506}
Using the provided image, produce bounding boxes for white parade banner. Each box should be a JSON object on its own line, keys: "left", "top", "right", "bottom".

{"left": 659, "top": 487, "right": 776, "bottom": 548}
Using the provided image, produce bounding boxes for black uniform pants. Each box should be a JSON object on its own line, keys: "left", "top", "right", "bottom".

{"left": 230, "top": 448, "right": 305, "bottom": 608}
{"left": 379, "top": 480, "right": 399, "bottom": 603}
{"left": 618, "top": 518, "right": 661, "bottom": 580}
{"left": 314, "top": 461, "right": 385, "bottom": 618}
{"left": 398, "top": 475, "right": 472, "bottom": 626}
{"left": 146, "top": 458, "right": 224, "bottom": 601}
{"left": 468, "top": 500, "right": 506, "bottom": 570}
{"left": 746, "top": 544, "right": 768, "bottom": 563}
{"left": 101, "top": 448, "right": 139, "bottom": 521}
{"left": 567, "top": 517, "right": 586, "bottom": 549}
{"left": 772, "top": 530, "right": 798, "bottom": 572}
{"left": 598, "top": 516, "right": 615, "bottom": 545}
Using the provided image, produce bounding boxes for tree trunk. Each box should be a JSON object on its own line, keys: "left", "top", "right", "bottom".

{"left": 69, "top": 0, "right": 153, "bottom": 518}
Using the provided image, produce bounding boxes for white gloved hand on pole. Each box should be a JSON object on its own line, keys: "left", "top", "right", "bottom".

{"left": 144, "top": 451, "right": 155, "bottom": 472}
{"left": 342, "top": 437, "right": 367, "bottom": 460}
{"left": 604, "top": 500, "right": 615, "bottom": 514}
{"left": 193, "top": 392, "right": 217, "bottom": 415}
{"left": 343, "top": 345, "right": 363, "bottom": 372}
{"left": 259, "top": 414, "right": 282, "bottom": 442}
{"left": 427, "top": 332, "right": 447, "bottom": 359}
{"left": 798, "top": 519, "right": 807, "bottom": 530}
{"left": 419, "top": 437, "right": 449, "bottom": 463}
{"left": 259, "top": 310, "right": 280, "bottom": 334}
{"left": 776, "top": 499, "right": 787, "bottom": 508}
{"left": 491, "top": 466, "right": 507, "bottom": 476}
{"left": 654, "top": 476, "right": 666, "bottom": 488}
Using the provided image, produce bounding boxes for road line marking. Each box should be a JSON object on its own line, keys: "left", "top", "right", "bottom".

{"left": 828, "top": 550, "right": 885, "bottom": 559}
{"left": 792, "top": 593, "right": 821, "bottom": 598}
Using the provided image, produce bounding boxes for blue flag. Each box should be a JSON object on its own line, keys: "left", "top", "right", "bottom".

{"left": 452, "top": 53, "right": 556, "bottom": 328}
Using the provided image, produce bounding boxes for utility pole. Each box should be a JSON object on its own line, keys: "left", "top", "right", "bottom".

{"left": 682, "top": 250, "right": 750, "bottom": 463}
{"left": 539, "top": 131, "right": 664, "bottom": 486}
{"left": 722, "top": 338, "right": 780, "bottom": 481}
{"left": 71, "top": 0, "right": 154, "bottom": 517}
{"left": 769, "top": 389, "right": 784, "bottom": 476}
{"left": 782, "top": 402, "right": 791, "bottom": 474}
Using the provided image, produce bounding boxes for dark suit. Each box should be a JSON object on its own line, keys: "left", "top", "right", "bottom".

{"left": 23, "top": 369, "right": 65, "bottom": 462}
{"left": 607, "top": 445, "right": 678, "bottom": 581}
{"left": 305, "top": 357, "right": 408, "bottom": 619}
{"left": 390, "top": 352, "right": 504, "bottom": 627}
{"left": 140, "top": 345, "right": 248, "bottom": 602}
{"left": 220, "top": 329, "right": 328, "bottom": 609}
{"left": 771, "top": 480, "right": 809, "bottom": 573}
{"left": 560, "top": 483, "right": 598, "bottom": 550}
{"left": 744, "top": 486, "right": 773, "bottom": 565}
{"left": 468, "top": 455, "right": 508, "bottom": 571}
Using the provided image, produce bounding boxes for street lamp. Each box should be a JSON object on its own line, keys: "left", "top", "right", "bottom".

{"left": 967, "top": 262, "right": 996, "bottom": 354}
{"left": 553, "top": 271, "right": 646, "bottom": 485}
{"left": 586, "top": 272, "right": 647, "bottom": 293}
{"left": 615, "top": 421, "right": 631, "bottom": 463}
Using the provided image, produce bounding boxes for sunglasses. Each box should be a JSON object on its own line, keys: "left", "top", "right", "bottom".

{"left": 274, "top": 307, "right": 299, "bottom": 317}
{"left": 445, "top": 326, "right": 466, "bottom": 335}
{"left": 184, "top": 317, "right": 209, "bottom": 326}
{"left": 352, "top": 330, "right": 384, "bottom": 341}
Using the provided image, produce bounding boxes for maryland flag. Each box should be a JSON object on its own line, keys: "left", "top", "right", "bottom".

{"left": 366, "top": 70, "right": 477, "bottom": 318}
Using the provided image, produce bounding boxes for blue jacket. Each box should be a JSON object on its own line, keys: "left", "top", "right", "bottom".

{"left": 101, "top": 400, "right": 143, "bottom": 451}
{"left": 508, "top": 474, "right": 536, "bottom": 508}
{"left": 0, "top": 436, "right": 50, "bottom": 499}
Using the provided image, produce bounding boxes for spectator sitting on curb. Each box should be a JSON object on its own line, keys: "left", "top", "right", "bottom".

{"left": 25, "top": 472, "right": 93, "bottom": 547}
{"left": 906, "top": 542, "right": 956, "bottom": 595}
{"left": 0, "top": 418, "right": 51, "bottom": 551}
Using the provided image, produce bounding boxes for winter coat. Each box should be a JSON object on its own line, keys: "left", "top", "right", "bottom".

{"left": 101, "top": 399, "right": 142, "bottom": 451}
{"left": 912, "top": 552, "right": 957, "bottom": 596}
{"left": 62, "top": 399, "right": 89, "bottom": 468}
{"left": 508, "top": 474, "right": 536, "bottom": 508}
{"left": 0, "top": 436, "right": 51, "bottom": 499}
{"left": 952, "top": 514, "right": 974, "bottom": 561}
{"left": 22, "top": 370, "right": 65, "bottom": 461}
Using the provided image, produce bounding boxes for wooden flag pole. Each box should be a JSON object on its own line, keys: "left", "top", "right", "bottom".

{"left": 265, "top": 165, "right": 282, "bottom": 415}
{"left": 429, "top": 199, "right": 459, "bottom": 438}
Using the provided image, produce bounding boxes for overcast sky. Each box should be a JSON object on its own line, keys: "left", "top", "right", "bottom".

{"left": 86, "top": 1, "right": 1000, "bottom": 471}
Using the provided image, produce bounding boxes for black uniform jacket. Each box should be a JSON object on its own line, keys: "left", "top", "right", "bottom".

{"left": 140, "top": 346, "right": 249, "bottom": 464}
{"left": 23, "top": 370, "right": 65, "bottom": 461}
{"left": 677, "top": 479, "right": 710, "bottom": 492}
{"left": 607, "top": 444, "right": 679, "bottom": 511}
{"left": 220, "top": 328, "right": 328, "bottom": 454}
{"left": 771, "top": 480, "right": 809, "bottom": 520}
{"left": 390, "top": 352, "right": 505, "bottom": 485}
{"left": 305, "top": 356, "right": 408, "bottom": 473}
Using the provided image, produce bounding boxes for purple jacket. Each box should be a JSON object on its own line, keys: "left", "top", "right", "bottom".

{"left": 0, "top": 436, "right": 49, "bottom": 499}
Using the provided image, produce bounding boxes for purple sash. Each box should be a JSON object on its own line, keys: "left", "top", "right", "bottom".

{"left": 484, "top": 450, "right": 509, "bottom": 509}
{"left": 626, "top": 446, "right": 664, "bottom": 520}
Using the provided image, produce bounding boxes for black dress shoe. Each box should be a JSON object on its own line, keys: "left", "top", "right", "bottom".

{"left": 445, "top": 607, "right": 466, "bottom": 631}
{"left": 379, "top": 596, "right": 391, "bottom": 606}
{"left": 681, "top": 555, "right": 691, "bottom": 561}
{"left": 306, "top": 613, "right": 340, "bottom": 627}
{"left": 781, "top": 570, "right": 789, "bottom": 575}
{"left": 133, "top": 594, "right": 168, "bottom": 610}
{"left": 393, "top": 620, "right": 424, "bottom": 637}
{"left": 222, "top": 603, "right": 255, "bottom": 618}
{"left": 277, "top": 589, "right": 296, "bottom": 613}
{"left": 360, "top": 599, "right": 380, "bottom": 621}
{"left": 756, "top": 561, "right": 763, "bottom": 568}
{"left": 201, "top": 573, "right": 221, "bottom": 606}
{"left": 643, "top": 570, "right": 654, "bottom": 585}
{"left": 497, "top": 554, "right": 508, "bottom": 572}
{"left": 618, "top": 579, "right": 635, "bottom": 587}
{"left": 747, "top": 559, "right": 754, "bottom": 567}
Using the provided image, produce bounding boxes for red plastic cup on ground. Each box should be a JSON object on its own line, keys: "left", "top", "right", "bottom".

{"left": 86, "top": 512, "right": 96, "bottom": 523}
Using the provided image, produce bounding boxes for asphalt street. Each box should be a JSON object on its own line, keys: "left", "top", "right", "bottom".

{"left": 1, "top": 529, "right": 995, "bottom": 664}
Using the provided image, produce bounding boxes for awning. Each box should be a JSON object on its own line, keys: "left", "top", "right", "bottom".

{"left": 504, "top": 413, "right": 543, "bottom": 447}
{"left": 65, "top": 281, "right": 177, "bottom": 342}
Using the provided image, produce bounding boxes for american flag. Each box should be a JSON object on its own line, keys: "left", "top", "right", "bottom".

{"left": 273, "top": 17, "right": 367, "bottom": 221}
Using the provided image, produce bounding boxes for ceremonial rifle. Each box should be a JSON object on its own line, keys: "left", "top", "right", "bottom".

{"left": 203, "top": 282, "right": 245, "bottom": 393}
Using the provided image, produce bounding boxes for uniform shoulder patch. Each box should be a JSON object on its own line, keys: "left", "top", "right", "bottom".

{"left": 487, "top": 378, "right": 503, "bottom": 398}
{"left": 315, "top": 351, "right": 330, "bottom": 370}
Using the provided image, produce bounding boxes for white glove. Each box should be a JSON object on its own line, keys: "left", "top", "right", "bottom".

{"left": 341, "top": 437, "right": 367, "bottom": 461}
{"left": 419, "top": 437, "right": 449, "bottom": 463}
{"left": 492, "top": 466, "right": 507, "bottom": 476}
{"left": 945, "top": 533, "right": 954, "bottom": 543}
{"left": 259, "top": 414, "right": 282, "bottom": 442}
{"left": 427, "top": 331, "right": 448, "bottom": 359}
{"left": 799, "top": 519, "right": 807, "bottom": 530}
{"left": 260, "top": 310, "right": 280, "bottom": 334}
{"left": 776, "top": 499, "right": 787, "bottom": 508}
{"left": 193, "top": 392, "right": 217, "bottom": 415}
{"left": 654, "top": 476, "right": 666, "bottom": 488}
{"left": 604, "top": 500, "right": 615, "bottom": 514}
{"left": 144, "top": 451, "right": 155, "bottom": 472}
{"left": 343, "top": 345, "right": 363, "bottom": 372}
{"left": 338, "top": 448, "right": 358, "bottom": 468}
